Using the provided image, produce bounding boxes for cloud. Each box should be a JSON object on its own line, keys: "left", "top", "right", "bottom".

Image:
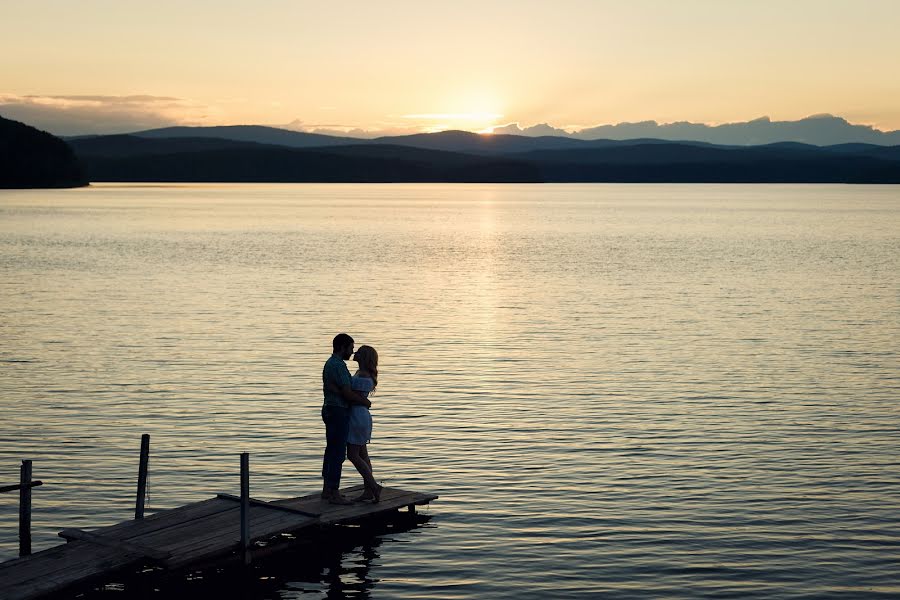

{"left": 19, "top": 94, "right": 183, "bottom": 106}
{"left": 280, "top": 117, "right": 426, "bottom": 138}
{"left": 0, "top": 94, "right": 205, "bottom": 136}
{"left": 491, "top": 122, "right": 572, "bottom": 136}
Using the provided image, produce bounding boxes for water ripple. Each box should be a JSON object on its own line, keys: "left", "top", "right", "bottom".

{"left": 1, "top": 183, "right": 899, "bottom": 599}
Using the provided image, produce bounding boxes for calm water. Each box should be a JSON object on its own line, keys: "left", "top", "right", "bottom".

{"left": 1, "top": 183, "right": 899, "bottom": 599}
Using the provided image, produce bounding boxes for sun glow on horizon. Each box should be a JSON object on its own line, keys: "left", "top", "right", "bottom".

{"left": 402, "top": 112, "right": 504, "bottom": 121}
{"left": 402, "top": 111, "right": 505, "bottom": 134}
{"left": 400, "top": 90, "right": 506, "bottom": 133}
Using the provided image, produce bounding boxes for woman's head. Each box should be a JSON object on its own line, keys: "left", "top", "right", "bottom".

{"left": 354, "top": 345, "right": 378, "bottom": 387}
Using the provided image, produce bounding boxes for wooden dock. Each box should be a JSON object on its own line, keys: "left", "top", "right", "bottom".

{"left": 0, "top": 485, "right": 437, "bottom": 600}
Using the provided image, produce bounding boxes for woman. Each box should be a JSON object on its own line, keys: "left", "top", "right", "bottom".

{"left": 347, "top": 345, "right": 382, "bottom": 502}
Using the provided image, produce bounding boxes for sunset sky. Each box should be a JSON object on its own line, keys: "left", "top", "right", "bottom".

{"left": 3, "top": 0, "right": 900, "bottom": 136}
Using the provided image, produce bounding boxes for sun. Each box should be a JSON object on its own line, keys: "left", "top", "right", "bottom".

{"left": 404, "top": 90, "right": 505, "bottom": 133}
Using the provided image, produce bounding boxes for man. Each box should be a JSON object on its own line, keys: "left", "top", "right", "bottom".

{"left": 321, "top": 333, "right": 371, "bottom": 504}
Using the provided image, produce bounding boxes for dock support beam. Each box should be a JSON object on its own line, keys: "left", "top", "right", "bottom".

{"left": 240, "top": 452, "right": 251, "bottom": 565}
{"left": 19, "top": 460, "right": 32, "bottom": 557}
{"left": 135, "top": 434, "right": 150, "bottom": 519}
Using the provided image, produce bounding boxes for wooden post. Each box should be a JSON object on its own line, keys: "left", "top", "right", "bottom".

{"left": 135, "top": 434, "right": 150, "bottom": 519}
{"left": 19, "top": 460, "right": 32, "bottom": 557}
{"left": 240, "top": 452, "right": 250, "bottom": 565}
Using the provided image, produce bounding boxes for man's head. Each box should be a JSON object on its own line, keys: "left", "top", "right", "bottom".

{"left": 332, "top": 333, "right": 354, "bottom": 360}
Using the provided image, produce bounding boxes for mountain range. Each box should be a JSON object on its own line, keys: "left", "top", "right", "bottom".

{"left": 5, "top": 113, "right": 900, "bottom": 186}
{"left": 492, "top": 115, "right": 900, "bottom": 146}
{"left": 64, "top": 125, "right": 900, "bottom": 183}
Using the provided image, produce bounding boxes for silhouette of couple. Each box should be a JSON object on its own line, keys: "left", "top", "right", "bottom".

{"left": 321, "top": 333, "right": 382, "bottom": 505}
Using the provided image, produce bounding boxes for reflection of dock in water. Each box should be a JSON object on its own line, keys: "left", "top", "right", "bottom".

{"left": 0, "top": 437, "right": 438, "bottom": 600}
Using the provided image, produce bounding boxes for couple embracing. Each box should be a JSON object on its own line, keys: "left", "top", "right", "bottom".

{"left": 321, "top": 333, "right": 383, "bottom": 505}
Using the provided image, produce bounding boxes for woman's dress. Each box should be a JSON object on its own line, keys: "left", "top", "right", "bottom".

{"left": 348, "top": 375, "right": 374, "bottom": 445}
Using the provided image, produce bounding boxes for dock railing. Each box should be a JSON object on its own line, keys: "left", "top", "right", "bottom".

{"left": 0, "top": 460, "right": 44, "bottom": 557}
{"left": 4, "top": 435, "right": 257, "bottom": 563}
{"left": 3, "top": 433, "right": 150, "bottom": 559}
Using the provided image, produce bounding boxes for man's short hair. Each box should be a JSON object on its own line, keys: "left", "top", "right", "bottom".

{"left": 333, "top": 333, "right": 354, "bottom": 351}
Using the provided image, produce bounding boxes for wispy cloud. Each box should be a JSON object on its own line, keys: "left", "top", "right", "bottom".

{"left": 0, "top": 94, "right": 209, "bottom": 135}
{"left": 16, "top": 94, "right": 183, "bottom": 105}
{"left": 281, "top": 117, "right": 426, "bottom": 138}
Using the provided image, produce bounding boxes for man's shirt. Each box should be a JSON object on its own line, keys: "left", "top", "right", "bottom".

{"left": 323, "top": 353, "right": 352, "bottom": 408}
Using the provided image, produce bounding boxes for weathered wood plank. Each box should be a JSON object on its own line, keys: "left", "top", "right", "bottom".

{"left": 88, "top": 497, "right": 236, "bottom": 540}
{"left": 274, "top": 486, "right": 438, "bottom": 525}
{"left": 239, "top": 453, "right": 250, "bottom": 565}
{"left": 0, "top": 481, "right": 43, "bottom": 494}
{"left": 58, "top": 528, "right": 171, "bottom": 561}
{"left": 1, "top": 505, "right": 304, "bottom": 596}
{"left": 124, "top": 506, "right": 240, "bottom": 549}
{"left": 133, "top": 503, "right": 305, "bottom": 554}
{"left": 153, "top": 507, "right": 308, "bottom": 555}
{"left": 216, "top": 493, "right": 320, "bottom": 518}
{"left": 319, "top": 496, "right": 437, "bottom": 524}
{"left": 0, "top": 541, "right": 146, "bottom": 600}
{"left": 150, "top": 506, "right": 314, "bottom": 568}
{"left": 134, "top": 434, "right": 150, "bottom": 519}
{"left": 0, "top": 540, "right": 125, "bottom": 582}
{"left": 19, "top": 460, "right": 33, "bottom": 556}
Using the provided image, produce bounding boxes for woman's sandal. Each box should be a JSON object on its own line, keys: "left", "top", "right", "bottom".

{"left": 354, "top": 483, "right": 383, "bottom": 503}
{"left": 371, "top": 483, "right": 383, "bottom": 503}
{"left": 353, "top": 487, "right": 375, "bottom": 502}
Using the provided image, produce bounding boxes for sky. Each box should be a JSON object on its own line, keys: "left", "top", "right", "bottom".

{"left": 2, "top": 0, "right": 900, "bottom": 136}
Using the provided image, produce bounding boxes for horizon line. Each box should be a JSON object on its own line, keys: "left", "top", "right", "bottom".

{"left": 5, "top": 108, "right": 900, "bottom": 140}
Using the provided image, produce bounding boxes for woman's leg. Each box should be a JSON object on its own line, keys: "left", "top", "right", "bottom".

{"left": 358, "top": 444, "right": 381, "bottom": 501}
{"left": 360, "top": 444, "right": 373, "bottom": 472}
{"left": 347, "top": 443, "right": 379, "bottom": 499}
{"left": 347, "top": 444, "right": 376, "bottom": 487}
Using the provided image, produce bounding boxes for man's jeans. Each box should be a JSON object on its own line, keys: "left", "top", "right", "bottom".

{"left": 321, "top": 404, "right": 350, "bottom": 490}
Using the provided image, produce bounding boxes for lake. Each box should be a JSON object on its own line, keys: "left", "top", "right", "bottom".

{"left": 1, "top": 183, "right": 899, "bottom": 599}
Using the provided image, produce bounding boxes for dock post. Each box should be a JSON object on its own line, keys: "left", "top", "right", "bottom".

{"left": 19, "top": 460, "right": 32, "bottom": 557}
{"left": 135, "top": 434, "right": 150, "bottom": 519}
{"left": 240, "top": 452, "right": 251, "bottom": 565}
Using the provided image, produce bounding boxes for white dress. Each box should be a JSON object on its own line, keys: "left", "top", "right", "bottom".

{"left": 347, "top": 375, "right": 374, "bottom": 445}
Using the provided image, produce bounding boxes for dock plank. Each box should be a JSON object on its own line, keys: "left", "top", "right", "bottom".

{"left": 131, "top": 503, "right": 296, "bottom": 547}
{"left": 275, "top": 486, "right": 438, "bottom": 525}
{"left": 0, "top": 541, "right": 146, "bottom": 600}
{"left": 151, "top": 507, "right": 316, "bottom": 569}
{"left": 88, "top": 497, "right": 236, "bottom": 539}
{"left": 58, "top": 529, "right": 171, "bottom": 561}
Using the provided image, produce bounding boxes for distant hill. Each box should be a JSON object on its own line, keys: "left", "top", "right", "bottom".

{"left": 512, "top": 143, "right": 900, "bottom": 183}
{"left": 821, "top": 143, "right": 900, "bottom": 160}
{"left": 0, "top": 115, "right": 87, "bottom": 188}
{"left": 123, "top": 116, "right": 900, "bottom": 147}
{"left": 69, "top": 134, "right": 272, "bottom": 158}
{"left": 128, "top": 125, "right": 362, "bottom": 148}
{"left": 496, "top": 115, "right": 900, "bottom": 146}
{"left": 67, "top": 131, "right": 900, "bottom": 183}
{"left": 75, "top": 142, "right": 544, "bottom": 183}
{"left": 92, "top": 126, "right": 720, "bottom": 155}
{"left": 371, "top": 130, "right": 592, "bottom": 154}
